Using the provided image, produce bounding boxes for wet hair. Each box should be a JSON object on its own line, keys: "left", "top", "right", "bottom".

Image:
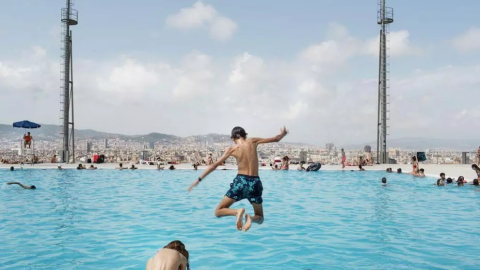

{"left": 164, "top": 240, "right": 190, "bottom": 270}
{"left": 119, "top": 163, "right": 123, "bottom": 167}
{"left": 446, "top": 178, "right": 453, "bottom": 184}
{"left": 397, "top": 168, "right": 402, "bottom": 173}
{"left": 10, "top": 166, "right": 14, "bottom": 171}
{"left": 385, "top": 168, "right": 389, "bottom": 172}
{"left": 437, "top": 179, "right": 444, "bottom": 186}
{"left": 359, "top": 165, "right": 363, "bottom": 169}
{"left": 31, "top": 185, "right": 36, "bottom": 189}
{"left": 472, "top": 164, "right": 480, "bottom": 170}
{"left": 440, "top": 173, "right": 445, "bottom": 177}
{"left": 473, "top": 179, "right": 479, "bottom": 186}
{"left": 230, "top": 126, "right": 247, "bottom": 139}
{"left": 381, "top": 177, "right": 387, "bottom": 184}
{"left": 419, "top": 168, "right": 424, "bottom": 173}
{"left": 412, "top": 156, "right": 417, "bottom": 162}
{"left": 457, "top": 176, "right": 465, "bottom": 183}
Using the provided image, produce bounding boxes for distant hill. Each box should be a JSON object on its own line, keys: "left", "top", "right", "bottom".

{"left": 345, "top": 137, "right": 479, "bottom": 151}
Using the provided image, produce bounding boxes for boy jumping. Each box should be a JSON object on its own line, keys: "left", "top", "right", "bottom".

{"left": 188, "top": 126, "right": 288, "bottom": 232}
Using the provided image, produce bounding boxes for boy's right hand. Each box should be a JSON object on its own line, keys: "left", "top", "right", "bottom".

{"left": 280, "top": 126, "right": 288, "bottom": 136}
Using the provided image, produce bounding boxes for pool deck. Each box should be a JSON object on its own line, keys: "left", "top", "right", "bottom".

{"left": 1, "top": 163, "right": 477, "bottom": 182}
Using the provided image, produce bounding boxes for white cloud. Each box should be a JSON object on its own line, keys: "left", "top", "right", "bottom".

{"left": 452, "top": 27, "right": 480, "bottom": 52}
{"left": 209, "top": 16, "right": 238, "bottom": 41}
{"left": 166, "top": 1, "right": 237, "bottom": 41}
{"left": 363, "top": 30, "right": 421, "bottom": 57}
{"left": 1, "top": 25, "right": 479, "bottom": 144}
{"left": 165, "top": 1, "right": 217, "bottom": 29}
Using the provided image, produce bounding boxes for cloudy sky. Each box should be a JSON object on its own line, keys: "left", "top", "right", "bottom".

{"left": 0, "top": 0, "right": 479, "bottom": 145}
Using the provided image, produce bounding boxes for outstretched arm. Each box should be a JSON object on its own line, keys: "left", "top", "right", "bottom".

{"left": 188, "top": 147, "right": 234, "bottom": 192}
{"left": 7, "top": 182, "right": 28, "bottom": 189}
{"left": 251, "top": 126, "right": 288, "bottom": 145}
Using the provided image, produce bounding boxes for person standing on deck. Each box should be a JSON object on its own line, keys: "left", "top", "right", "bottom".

{"left": 341, "top": 148, "right": 346, "bottom": 169}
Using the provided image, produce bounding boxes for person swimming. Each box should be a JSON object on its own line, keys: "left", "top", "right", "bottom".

{"left": 418, "top": 168, "right": 425, "bottom": 177}
{"left": 436, "top": 179, "right": 445, "bottom": 186}
{"left": 146, "top": 240, "right": 190, "bottom": 270}
{"left": 7, "top": 182, "right": 36, "bottom": 189}
{"left": 397, "top": 168, "right": 402, "bottom": 174}
{"left": 188, "top": 126, "right": 288, "bottom": 232}
{"left": 381, "top": 177, "right": 387, "bottom": 185}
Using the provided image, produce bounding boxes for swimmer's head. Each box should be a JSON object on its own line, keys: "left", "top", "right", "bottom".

{"left": 164, "top": 240, "right": 190, "bottom": 270}
{"left": 30, "top": 185, "right": 36, "bottom": 189}
{"left": 446, "top": 178, "right": 453, "bottom": 184}
{"left": 230, "top": 126, "right": 247, "bottom": 140}
{"left": 10, "top": 166, "right": 14, "bottom": 171}
{"left": 437, "top": 179, "right": 444, "bottom": 186}
{"left": 473, "top": 179, "right": 479, "bottom": 186}
{"left": 397, "top": 168, "right": 402, "bottom": 173}
{"left": 381, "top": 177, "right": 387, "bottom": 184}
{"left": 457, "top": 181, "right": 464, "bottom": 186}
{"left": 440, "top": 173, "right": 445, "bottom": 179}
{"left": 420, "top": 168, "right": 424, "bottom": 173}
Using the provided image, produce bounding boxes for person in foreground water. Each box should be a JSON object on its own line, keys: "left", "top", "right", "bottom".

{"left": 7, "top": 182, "right": 36, "bottom": 189}
{"left": 188, "top": 126, "right": 288, "bottom": 232}
{"left": 146, "top": 240, "right": 190, "bottom": 270}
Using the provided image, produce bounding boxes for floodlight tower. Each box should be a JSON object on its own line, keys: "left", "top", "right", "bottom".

{"left": 59, "top": 0, "right": 78, "bottom": 163}
{"left": 376, "top": 0, "right": 393, "bottom": 164}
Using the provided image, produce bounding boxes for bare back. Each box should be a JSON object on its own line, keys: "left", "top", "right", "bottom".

{"left": 230, "top": 139, "right": 259, "bottom": 176}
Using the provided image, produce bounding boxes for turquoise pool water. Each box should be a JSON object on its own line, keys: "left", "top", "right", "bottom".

{"left": 1, "top": 169, "right": 479, "bottom": 270}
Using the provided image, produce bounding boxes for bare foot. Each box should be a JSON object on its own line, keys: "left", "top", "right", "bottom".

{"left": 236, "top": 208, "right": 245, "bottom": 231}
{"left": 244, "top": 214, "right": 252, "bottom": 232}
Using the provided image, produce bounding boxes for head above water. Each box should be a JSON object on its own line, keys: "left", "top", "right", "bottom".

{"left": 10, "top": 166, "right": 14, "bottom": 171}
{"left": 164, "top": 240, "right": 190, "bottom": 270}
{"left": 440, "top": 173, "right": 445, "bottom": 178}
{"left": 30, "top": 185, "right": 36, "bottom": 189}
{"left": 397, "top": 168, "right": 402, "bottom": 173}
{"left": 420, "top": 168, "right": 424, "bottom": 173}
{"left": 230, "top": 126, "right": 247, "bottom": 141}
{"left": 446, "top": 178, "right": 453, "bottom": 184}
{"left": 473, "top": 179, "right": 479, "bottom": 186}
{"left": 437, "top": 179, "right": 445, "bottom": 186}
{"left": 382, "top": 177, "right": 387, "bottom": 183}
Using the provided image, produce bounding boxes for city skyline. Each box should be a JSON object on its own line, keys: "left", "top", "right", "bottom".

{"left": 0, "top": 1, "right": 480, "bottom": 145}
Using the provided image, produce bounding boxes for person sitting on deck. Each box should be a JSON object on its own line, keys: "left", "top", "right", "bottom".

{"left": 472, "top": 164, "right": 480, "bottom": 180}
{"left": 23, "top": 132, "right": 33, "bottom": 149}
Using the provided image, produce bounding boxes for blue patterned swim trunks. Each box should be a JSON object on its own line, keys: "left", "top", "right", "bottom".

{"left": 225, "top": 174, "right": 263, "bottom": 204}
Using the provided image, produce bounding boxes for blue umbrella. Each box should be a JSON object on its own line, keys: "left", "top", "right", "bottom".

{"left": 13, "top": 120, "right": 41, "bottom": 129}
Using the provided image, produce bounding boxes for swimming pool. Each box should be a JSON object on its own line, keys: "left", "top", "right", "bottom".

{"left": 1, "top": 169, "right": 479, "bottom": 269}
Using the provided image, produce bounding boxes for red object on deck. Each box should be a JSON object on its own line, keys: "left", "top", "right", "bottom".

{"left": 93, "top": 155, "right": 99, "bottom": 163}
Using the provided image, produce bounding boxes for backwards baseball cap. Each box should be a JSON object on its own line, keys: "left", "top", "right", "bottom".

{"left": 231, "top": 126, "right": 247, "bottom": 139}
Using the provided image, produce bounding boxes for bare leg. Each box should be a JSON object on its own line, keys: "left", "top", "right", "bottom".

{"left": 215, "top": 196, "right": 245, "bottom": 231}
{"left": 244, "top": 203, "right": 264, "bottom": 232}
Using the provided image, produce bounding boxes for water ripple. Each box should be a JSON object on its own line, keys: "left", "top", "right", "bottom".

{"left": 0, "top": 169, "right": 479, "bottom": 269}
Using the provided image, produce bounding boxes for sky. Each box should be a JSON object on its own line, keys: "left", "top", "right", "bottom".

{"left": 0, "top": 0, "right": 479, "bottom": 145}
